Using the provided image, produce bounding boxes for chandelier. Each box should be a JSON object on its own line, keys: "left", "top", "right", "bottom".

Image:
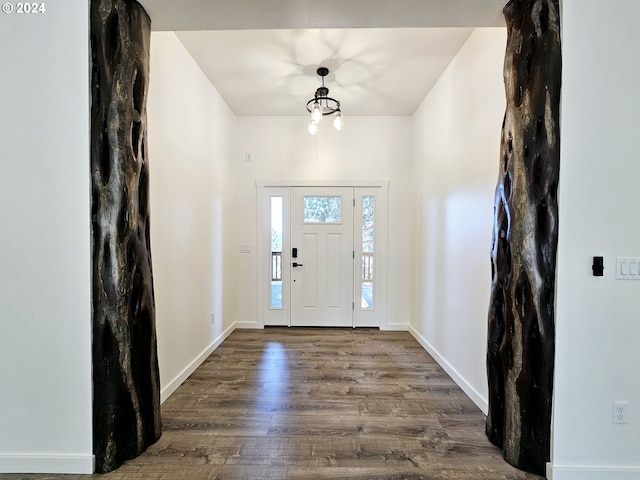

{"left": 306, "top": 67, "right": 343, "bottom": 135}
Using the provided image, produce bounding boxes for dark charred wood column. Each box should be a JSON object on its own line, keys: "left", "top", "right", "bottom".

{"left": 486, "top": 0, "right": 561, "bottom": 476}
{"left": 90, "top": 0, "right": 161, "bottom": 473}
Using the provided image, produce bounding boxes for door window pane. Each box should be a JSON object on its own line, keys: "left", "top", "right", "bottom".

{"left": 361, "top": 196, "right": 375, "bottom": 309}
{"left": 270, "top": 196, "right": 283, "bottom": 309}
{"left": 303, "top": 196, "right": 342, "bottom": 223}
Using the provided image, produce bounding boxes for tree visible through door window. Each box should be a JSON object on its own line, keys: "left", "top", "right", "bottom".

{"left": 361, "top": 196, "right": 375, "bottom": 309}
{"left": 303, "top": 196, "right": 342, "bottom": 223}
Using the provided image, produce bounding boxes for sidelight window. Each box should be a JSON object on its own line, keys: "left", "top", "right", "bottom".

{"left": 361, "top": 196, "right": 375, "bottom": 309}
{"left": 270, "top": 196, "right": 283, "bottom": 309}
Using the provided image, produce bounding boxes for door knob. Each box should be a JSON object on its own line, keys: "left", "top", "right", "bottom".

{"left": 292, "top": 262, "right": 303, "bottom": 267}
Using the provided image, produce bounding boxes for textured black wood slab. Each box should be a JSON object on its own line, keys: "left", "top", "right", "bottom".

{"left": 90, "top": 0, "right": 161, "bottom": 473}
{"left": 486, "top": 0, "right": 562, "bottom": 475}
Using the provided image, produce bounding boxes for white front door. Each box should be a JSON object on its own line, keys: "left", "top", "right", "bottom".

{"left": 290, "top": 187, "right": 354, "bottom": 327}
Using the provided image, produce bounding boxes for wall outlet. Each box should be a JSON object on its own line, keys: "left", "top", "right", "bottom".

{"left": 210, "top": 312, "right": 215, "bottom": 325}
{"left": 613, "top": 401, "right": 628, "bottom": 424}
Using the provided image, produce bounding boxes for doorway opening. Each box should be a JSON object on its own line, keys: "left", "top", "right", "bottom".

{"left": 258, "top": 182, "right": 388, "bottom": 328}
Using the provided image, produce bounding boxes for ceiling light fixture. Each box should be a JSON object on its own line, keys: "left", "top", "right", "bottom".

{"left": 306, "top": 67, "right": 343, "bottom": 135}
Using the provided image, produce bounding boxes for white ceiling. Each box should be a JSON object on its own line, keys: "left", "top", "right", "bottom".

{"left": 138, "top": 0, "right": 507, "bottom": 116}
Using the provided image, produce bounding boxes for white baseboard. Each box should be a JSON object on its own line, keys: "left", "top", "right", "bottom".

{"left": 408, "top": 325, "right": 488, "bottom": 414}
{"left": 234, "top": 321, "right": 262, "bottom": 329}
{"left": 548, "top": 464, "right": 640, "bottom": 480}
{"left": 382, "top": 322, "right": 409, "bottom": 331}
{"left": 160, "top": 322, "right": 237, "bottom": 403}
{"left": 0, "top": 454, "right": 94, "bottom": 474}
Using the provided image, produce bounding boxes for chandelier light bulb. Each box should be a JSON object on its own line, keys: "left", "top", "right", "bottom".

{"left": 308, "top": 118, "right": 318, "bottom": 135}
{"left": 333, "top": 109, "right": 343, "bottom": 131}
{"left": 311, "top": 101, "right": 323, "bottom": 124}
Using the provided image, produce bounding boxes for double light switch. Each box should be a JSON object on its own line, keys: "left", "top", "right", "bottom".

{"left": 616, "top": 257, "right": 640, "bottom": 280}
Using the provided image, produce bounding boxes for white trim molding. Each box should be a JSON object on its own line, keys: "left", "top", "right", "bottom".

{"left": 409, "top": 325, "right": 488, "bottom": 414}
{"left": 160, "top": 322, "right": 237, "bottom": 403}
{"left": 257, "top": 181, "right": 391, "bottom": 330}
{"left": 383, "top": 322, "right": 410, "bottom": 331}
{"left": 0, "top": 454, "right": 94, "bottom": 474}
{"left": 256, "top": 179, "right": 391, "bottom": 188}
{"left": 548, "top": 464, "right": 640, "bottom": 480}
{"left": 234, "top": 321, "right": 263, "bottom": 329}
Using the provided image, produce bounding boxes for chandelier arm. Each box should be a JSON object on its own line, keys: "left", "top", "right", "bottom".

{"left": 305, "top": 97, "right": 341, "bottom": 115}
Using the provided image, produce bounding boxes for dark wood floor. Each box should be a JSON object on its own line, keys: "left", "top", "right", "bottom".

{"left": 15, "top": 328, "right": 542, "bottom": 480}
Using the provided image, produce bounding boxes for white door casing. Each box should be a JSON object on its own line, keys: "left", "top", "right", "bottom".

{"left": 258, "top": 181, "right": 388, "bottom": 329}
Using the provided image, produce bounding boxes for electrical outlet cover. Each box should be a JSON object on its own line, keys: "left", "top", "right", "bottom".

{"left": 613, "top": 401, "right": 628, "bottom": 424}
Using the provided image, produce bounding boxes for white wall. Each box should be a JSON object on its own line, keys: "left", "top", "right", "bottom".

{"left": 235, "top": 116, "right": 412, "bottom": 329}
{"left": 147, "top": 32, "right": 237, "bottom": 402}
{"left": 550, "top": 1, "right": 640, "bottom": 478}
{"left": 0, "top": 1, "right": 93, "bottom": 474}
{"left": 409, "top": 28, "right": 507, "bottom": 412}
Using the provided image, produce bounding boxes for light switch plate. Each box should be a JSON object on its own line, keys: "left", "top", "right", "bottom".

{"left": 616, "top": 257, "right": 640, "bottom": 280}
{"left": 240, "top": 244, "right": 252, "bottom": 254}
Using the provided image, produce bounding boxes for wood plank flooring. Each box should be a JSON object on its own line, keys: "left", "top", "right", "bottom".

{"left": 13, "top": 328, "right": 543, "bottom": 480}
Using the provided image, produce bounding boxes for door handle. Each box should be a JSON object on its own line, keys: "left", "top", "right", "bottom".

{"left": 292, "top": 262, "right": 303, "bottom": 267}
